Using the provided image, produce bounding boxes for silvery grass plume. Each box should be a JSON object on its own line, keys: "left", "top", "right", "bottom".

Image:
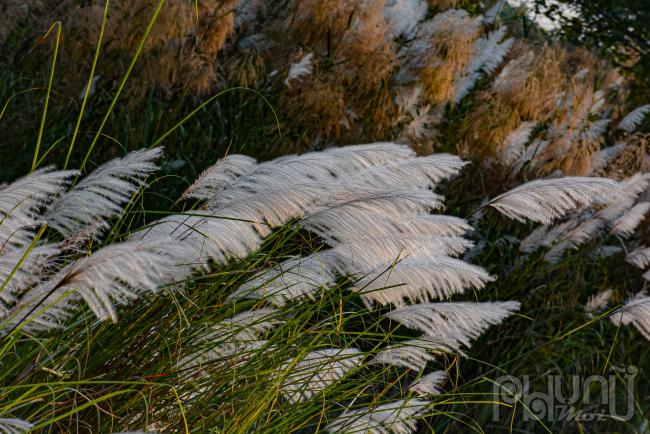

{"left": 0, "top": 418, "right": 33, "bottom": 434}
{"left": 178, "top": 308, "right": 281, "bottom": 372}
{"left": 610, "top": 293, "right": 650, "bottom": 340}
{"left": 486, "top": 177, "right": 620, "bottom": 223}
{"left": 279, "top": 348, "right": 364, "bottom": 404}
{"left": 454, "top": 26, "right": 513, "bottom": 104}
{"left": 383, "top": 0, "right": 428, "bottom": 39}
{"left": 498, "top": 121, "right": 537, "bottom": 166}
{"left": 0, "top": 148, "right": 161, "bottom": 329}
{"left": 385, "top": 302, "right": 521, "bottom": 347}
{"left": 499, "top": 170, "right": 650, "bottom": 341}
{"left": 518, "top": 172, "right": 650, "bottom": 262}
{"left": 584, "top": 289, "right": 613, "bottom": 314}
{"left": 44, "top": 147, "right": 162, "bottom": 238}
{"left": 372, "top": 337, "right": 462, "bottom": 371}
{"left": 409, "top": 370, "right": 446, "bottom": 395}
{"left": 626, "top": 247, "right": 650, "bottom": 270}
{"left": 182, "top": 154, "right": 257, "bottom": 200}
{"left": 0, "top": 168, "right": 76, "bottom": 253}
{"left": 587, "top": 142, "right": 626, "bottom": 175}
{"left": 611, "top": 202, "right": 650, "bottom": 237}
{"left": 326, "top": 398, "right": 429, "bottom": 434}
{"left": 617, "top": 104, "right": 650, "bottom": 133}
{"left": 2, "top": 142, "right": 621, "bottom": 432}
{"left": 284, "top": 52, "right": 314, "bottom": 88}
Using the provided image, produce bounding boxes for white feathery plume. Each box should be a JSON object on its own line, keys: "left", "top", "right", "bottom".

{"left": 626, "top": 247, "right": 650, "bottom": 269}
{"left": 211, "top": 152, "right": 460, "bottom": 216}
{"left": 385, "top": 301, "right": 520, "bottom": 346}
{"left": 579, "top": 118, "right": 610, "bottom": 144}
{"left": 617, "top": 104, "right": 650, "bottom": 133}
{"left": 409, "top": 370, "right": 446, "bottom": 395}
{"left": 182, "top": 154, "right": 257, "bottom": 200}
{"left": 210, "top": 153, "right": 462, "bottom": 232}
{"left": 541, "top": 220, "right": 580, "bottom": 245}
{"left": 0, "top": 418, "right": 34, "bottom": 434}
{"left": 584, "top": 289, "right": 613, "bottom": 314}
{"left": 2, "top": 265, "right": 80, "bottom": 333}
{"left": 543, "top": 240, "right": 573, "bottom": 264}
{"left": 361, "top": 154, "right": 467, "bottom": 187}
{"left": 326, "top": 398, "right": 429, "bottom": 434}
{"left": 397, "top": 215, "right": 472, "bottom": 237}
{"left": 0, "top": 244, "right": 59, "bottom": 305}
{"left": 383, "top": 0, "right": 427, "bottom": 39}
{"left": 519, "top": 224, "right": 551, "bottom": 253}
{"left": 453, "top": 72, "right": 483, "bottom": 106}
{"left": 208, "top": 143, "right": 416, "bottom": 206}
{"left": 483, "top": 0, "right": 507, "bottom": 24}
{"left": 0, "top": 168, "right": 77, "bottom": 216}
{"left": 596, "top": 173, "right": 650, "bottom": 224}
{"left": 331, "top": 236, "right": 474, "bottom": 271}
{"left": 597, "top": 199, "right": 636, "bottom": 226}
{"left": 302, "top": 189, "right": 445, "bottom": 245}
{"left": 45, "top": 148, "right": 162, "bottom": 238}
{"left": 590, "top": 245, "right": 623, "bottom": 259}
{"left": 395, "top": 86, "right": 424, "bottom": 123}
{"left": 213, "top": 184, "right": 325, "bottom": 234}
{"left": 179, "top": 308, "right": 281, "bottom": 370}
{"left": 0, "top": 168, "right": 77, "bottom": 252}
{"left": 132, "top": 212, "right": 263, "bottom": 267}
{"left": 308, "top": 214, "right": 471, "bottom": 245}
{"left": 58, "top": 238, "right": 192, "bottom": 322}
{"left": 279, "top": 348, "right": 364, "bottom": 404}
{"left": 564, "top": 217, "right": 605, "bottom": 246}
{"left": 313, "top": 223, "right": 471, "bottom": 257}
{"left": 454, "top": 26, "right": 513, "bottom": 103}
{"left": 611, "top": 202, "right": 650, "bottom": 238}
{"left": 618, "top": 172, "right": 650, "bottom": 199}
{"left": 610, "top": 293, "right": 650, "bottom": 340}
{"left": 499, "top": 122, "right": 537, "bottom": 166}
{"left": 284, "top": 53, "right": 314, "bottom": 87}
{"left": 512, "top": 139, "right": 550, "bottom": 173}
{"left": 487, "top": 177, "right": 620, "bottom": 223}
{"left": 542, "top": 218, "right": 605, "bottom": 263}
{"left": 401, "top": 105, "right": 435, "bottom": 142}
{"left": 325, "top": 154, "right": 465, "bottom": 194}
{"left": 229, "top": 254, "right": 336, "bottom": 305}
{"left": 354, "top": 256, "right": 494, "bottom": 307}
{"left": 372, "top": 337, "right": 461, "bottom": 371}
{"left": 587, "top": 143, "right": 626, "bottom": 175}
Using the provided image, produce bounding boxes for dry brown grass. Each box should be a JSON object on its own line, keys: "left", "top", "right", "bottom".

{"left": 417, "top": 10, "right": 483, "bottom": 104}
{"left": 4, "top": 0, "right": 638, "bottom": 178}
{"left": 492, "top": 44, "right": 565, "bottom": 120}
{"left": 275, "top": 0, "right": 399, "bottom": 147}
{"left": 595, "top": 134, "right": 650, "bottom": 180}
{"left": 428, "top": 0, "right": 461, "bottom": 8}
{"left": 459, "top": 42, "right": 628, "bottom": 176}
{"left": 19, "top": 0, "right": 239, "bottom": 99}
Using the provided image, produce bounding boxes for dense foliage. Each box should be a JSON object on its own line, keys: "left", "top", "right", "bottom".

{"left": 532, "top": 0, "right": 650, "bottom": 87}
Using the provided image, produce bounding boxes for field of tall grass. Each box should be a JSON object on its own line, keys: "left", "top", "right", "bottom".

{"left": 1, "top": 1, "right": 649, "bottom": 433}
